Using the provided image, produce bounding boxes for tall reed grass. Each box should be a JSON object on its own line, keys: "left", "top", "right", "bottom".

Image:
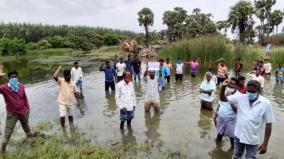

{"left": 159, "top": 36, "right": 260, "bottom": 69}
{"left": 27, "top": 48, "right": 74, "bottom": 57}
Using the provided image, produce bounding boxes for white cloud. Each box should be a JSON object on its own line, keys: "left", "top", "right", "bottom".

{"left": 0, "top": 0, "right": 283, "bottom": 36}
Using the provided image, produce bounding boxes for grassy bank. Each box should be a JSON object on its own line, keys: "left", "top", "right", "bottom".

{"left": 0, "top": 122, "right": 185, "bottom": 159}
{"left": 159, "top": 36, "right": 262, "bottom": 69}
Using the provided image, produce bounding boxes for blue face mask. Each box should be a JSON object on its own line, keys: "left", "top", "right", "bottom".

{"left": 9, "top": 78, "right": 19, "bottom": 93}
{"left": 246, "top": 92, "right": 258, "bottom": 101}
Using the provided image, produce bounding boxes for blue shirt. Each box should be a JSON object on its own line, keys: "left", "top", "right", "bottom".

{"left": 101, "top": 67, "right": 116, "bottom": 82}
{"left": 156, "top": 65, "right": 168, "bottom": 78}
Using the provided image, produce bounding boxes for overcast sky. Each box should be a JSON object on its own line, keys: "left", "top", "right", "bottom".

{"left": 0, "top": 0, "right": 283, "bottom": 37}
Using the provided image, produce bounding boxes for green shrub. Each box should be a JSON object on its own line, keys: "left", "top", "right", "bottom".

{"left": 26, "top": 42, "right": 39, "bottom": 50}
{"left": 0, "top": 38, "right": 26, "bottom": 55}
{"left": 38, "top": 40, "right": 52, "bottom": 49}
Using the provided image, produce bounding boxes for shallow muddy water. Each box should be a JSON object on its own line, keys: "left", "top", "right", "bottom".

{"left": 0, "top": 57, "right": 283, "bottom": 159}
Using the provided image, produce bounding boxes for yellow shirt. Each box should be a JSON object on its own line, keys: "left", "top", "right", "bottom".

{"left": 57, "top": 78, "right": 79, "bottom": 106}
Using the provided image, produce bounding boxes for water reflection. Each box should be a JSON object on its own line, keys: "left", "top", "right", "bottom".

{"left": 144, "top": 111, "right": 163, "bottom": 149}
{"left": 120, "top": 128, "right": 137, "bottom": 146}
{"left": 198, "top": 108, "right": 214, "bottom": 139}
{"left": 103, "top": 92, "right": 117, "bottom": 117}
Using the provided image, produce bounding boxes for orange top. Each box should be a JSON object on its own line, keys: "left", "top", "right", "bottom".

{"left": 164, "top": 63, "right": 173, "bottom": 69}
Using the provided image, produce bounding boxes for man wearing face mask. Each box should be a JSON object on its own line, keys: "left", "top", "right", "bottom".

{"left": 0, "top": 69, "right": 33, "bottom": 153}
{"left": 144, "top": 70, "right": 160, "bottom": 112}
{"left": 115, "top": 71, "right": 136, "bottom": 130}
{"left": 220, "top": 80, "right": 275, "bottom": 159}
{"left": 214, "top": 77, "right": 238, "bottom": 149}
{"left": 54, "top": 66, "right": 81, "bottom": 134}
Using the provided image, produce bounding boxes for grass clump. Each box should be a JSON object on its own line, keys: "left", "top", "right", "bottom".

{"left": 159, "top": 36, "right": 263, "bottom": 69}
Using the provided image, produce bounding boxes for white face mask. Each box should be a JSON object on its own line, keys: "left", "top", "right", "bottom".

{"left": 226, "top": 87, "right": 236, "bottom": 94}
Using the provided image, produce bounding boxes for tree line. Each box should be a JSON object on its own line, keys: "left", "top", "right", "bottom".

{"left": 0, "top": 23, "right": 139, "bottom": 55}
{"left": 138, "top": 0, "right": 284, "bottom": 45}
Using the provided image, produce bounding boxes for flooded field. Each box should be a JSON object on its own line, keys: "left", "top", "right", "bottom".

{"left": 0, "top": 56, "right": 283, "bottom": 159}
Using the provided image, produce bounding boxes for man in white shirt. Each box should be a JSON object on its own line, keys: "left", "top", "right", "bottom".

{"left": 220, "top": 80, "right": 275, "bottom": 159}
{"left": 144, "top": 70, "right": 160, "bottom": 112}
{"left": 116, "top": 58, "right": 126, "bottom": 82}
{"left": 71, "top": 62, "right": 83, "bottom": 95}
{"left": 175, "top": 58, "right": 184, "bottom": 81}
{"left": 115, "top": 71, "right": 136, "bottom": 130}
{"left": 264, "top": 59, "right": 272, "bottom": 78}
{"left": 248, "top": 70, "right": 265, "bottom": 94}
{"left": 199, "top": 72, "right": 216, "bottom": 110}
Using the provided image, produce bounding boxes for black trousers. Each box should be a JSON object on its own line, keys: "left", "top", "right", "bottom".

{"left": 175, "top": 74, "right": 183, "bottom": 81}
{"left": 105, "top": 81, "right": 115, "bottom": 91}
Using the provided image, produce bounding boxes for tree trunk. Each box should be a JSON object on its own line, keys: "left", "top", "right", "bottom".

{"left": 276, "top": 25, "right": 278, "bottom": 35}
{"left": 144, "top": 24, "right": 149, "bottom": 47}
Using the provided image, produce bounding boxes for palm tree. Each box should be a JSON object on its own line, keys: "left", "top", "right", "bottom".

{"left": 138, "top": 8, "right": 154, "bottom": 47}
{"left": 271, "top": 10, "right": 284, "bottom": 35}
{"left": 228, "top": 1, "right": 254, "bottom": 44}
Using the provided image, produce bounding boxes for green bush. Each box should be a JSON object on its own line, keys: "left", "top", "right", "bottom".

{"left": 103, "top": 33, "right": 120, "bottom": 46}
{"left": 0, "top": 38, "right": 26, "bottom": 55}
{"left": 38, "top": 40, "right": 52, "bottom": 49}
{"left": 26, "top": 42, "right": 39, "bottom": 50}
{"left": 46, "top": 35, "right": 69, "bottom": 48}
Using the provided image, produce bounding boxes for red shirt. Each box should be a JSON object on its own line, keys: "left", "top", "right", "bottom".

{"left": 0, "top": 83, "right": 29, "bottom": 115}
{"left": 237, "top": 85, "right": 246, "bottom": 94}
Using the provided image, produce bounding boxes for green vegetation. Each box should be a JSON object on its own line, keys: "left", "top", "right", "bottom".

{"left": 0, "top": 122, "right": 186, "bottom": 159}
{"left": 0, "top": 23, "right": 140, "bottom": 55}
{"left": 159, "top": 36, "right": 260, "bottom": 68}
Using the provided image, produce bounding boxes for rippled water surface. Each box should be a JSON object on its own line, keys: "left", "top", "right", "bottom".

{"left": 0, "top": 57, "right": 283, "bottom": 159}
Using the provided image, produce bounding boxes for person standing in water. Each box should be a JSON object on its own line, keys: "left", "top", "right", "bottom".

{"left": 175, "top": 58, "right": 184, "bottom": 81}
{"left": 116, "top": 58, "right": 126, "bottom": 82}
{"left": 116, "top": 72, "right": 136, "bottom": 130}
{"left": 274, "top": 64, "right": 284, "bottom": 84}
{"left": 220, "top": 80, "right": 275, "bottom": 159}
{"left": 214, "top": 77, "right": 238, "bottom": 149}
{"left": 164, "top": 58, "right": 173, "bottom": 83}
{"left": 158, "top": 59, "right": 168, "bottom": 89}
{"left": 186, "top": 57, "right": 199, "bottom": 77}
{"left": 0, "top": 69, "right": 33, "bottom": 154}
{"left": 234, "top": 57, "right": 243, "bottom": 77}
{"left": 71, "top": 61, "right": 83, "bottom": 96}
{"left": 54, "top": 66, "right": 81, "bottom": 134}
{"left": 144, "top": 70, "right": 160, "bottom": 112}
{"left": 264, "top": 59, "right": 272, "bottom": 79}
{"left": 199, "top": 72, "right": 216, "bottom": 110}
{"left": 131, "top": 55, "right": 142, "bottom": 82}
{"left": 248, "top": 70, "right": 265, "bottom": 94}
{"left": 125, "top": 55, "right": 133, "bottom": 74}
{"left": 100, "top": 61, "right": 117, "bottom": 92}
{"left": 216, "top": 59, "right": 228, "bottom": 86}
